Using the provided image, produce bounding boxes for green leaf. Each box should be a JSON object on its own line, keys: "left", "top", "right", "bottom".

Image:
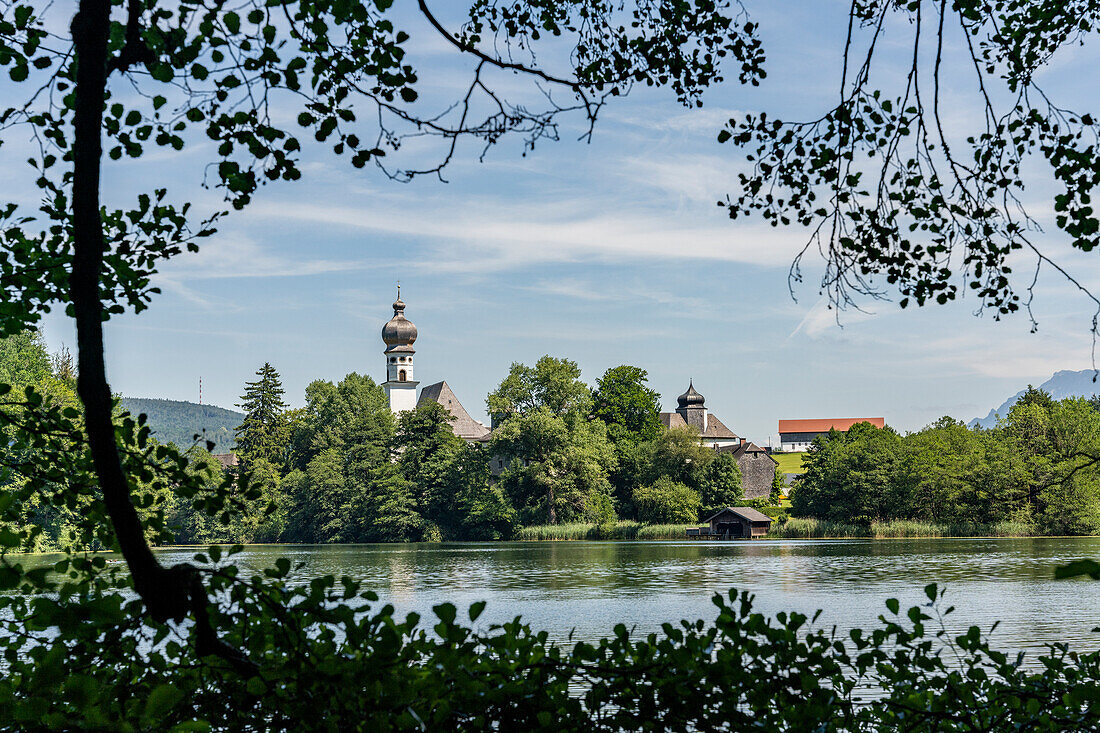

{"left": 143, "top": 684, "right": 183, "bottom": 721}
{"left": 434, "top": 602, "right": 456, "bottom": 625}
{"left": 924, "top": 583, "right": 937, "bottom": 602}
{"left": 469, "top": 600, "right": 486, "bottom": 622}
{"left": 885, "top": 598, "right": 899, "bottom": 615}
{"left": 150, "top": 63, "right": 174, "bottom": 83}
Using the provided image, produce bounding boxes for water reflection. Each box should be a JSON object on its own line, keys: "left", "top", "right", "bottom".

{"left": 152, "top": 538, "right": 1100, "bottom": 652}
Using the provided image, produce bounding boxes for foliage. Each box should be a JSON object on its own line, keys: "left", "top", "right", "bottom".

{"left": 234, "top": 363, "right": 289, "bottom": 469}
{"left": 0, "top": 332, "right": 84, "bottom": 552}
{"left": 633, "top": 477, "right": 701, "bottom": 525}
{"left": 721, "top": 0, "right": 1100, "bottom": 333}
{"left": 287, "top": 373, "right": 387, "bottom": 471}
{"left": 445, "top": 443, "right": 517, "bottom": 541}
{"left": 487, "top": 355, "right": 592, "bottom": 425}
{"left": 592, "top": 365, "right": 662, "bottom": 443}
{"left": 769, "top": 466, "right": 783, "bottom": 504}
{"left": 489, "top": 360, "right": 618, "bottom": 526}
{"left": 793, "top": 423, "right": 906, "bottom": 525}
{"left": 119, "top": 397, "right": 242, "bottom": 452}
{"left": 395, "top": 401, "right": 464, "bottom": 524}
{"left": 5, "top": 574, "right": 1100, "bottom": 730}
{"left": 788, "top": 412, "right": 1095, "bottom": 532}
{"left": 397, "top": 404, "right": 515, "bottom": 540}
{"left": 697, "top": 452, "right": 743, "bottom": 517}
{"left": 644, "top": 426, "right": 714, "bottom": 488}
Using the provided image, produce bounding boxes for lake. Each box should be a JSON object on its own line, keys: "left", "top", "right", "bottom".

{"left": 154, "top": 537, "right": 1100, "bottom": 653}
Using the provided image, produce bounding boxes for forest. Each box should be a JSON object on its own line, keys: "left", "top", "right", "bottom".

{"left": 175, "top": 357, "right": 767, "bottom": 544}
{"left": 118, "top": 397, "right": 241, "bottom": 451}
{"left": 790, "top": 388, "right": 1100, "bottom": 535}
{"left": 13, "top": 326, "right": 1100, "bottom": 549}
{"left": 0, "top": 333, "right": 766, "bottom": 547}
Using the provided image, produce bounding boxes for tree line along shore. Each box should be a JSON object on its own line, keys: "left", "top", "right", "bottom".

{"left": 4, "top": 331, "right": 1098, "bottom": 549}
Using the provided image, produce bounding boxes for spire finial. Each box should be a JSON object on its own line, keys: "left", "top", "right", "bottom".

{"left": 396, "top": 281, "right": 401, "bottom": 300}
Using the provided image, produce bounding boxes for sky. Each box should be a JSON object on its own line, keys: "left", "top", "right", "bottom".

{"left": 26, "top": 1, "right": 1100, "bottom": 446}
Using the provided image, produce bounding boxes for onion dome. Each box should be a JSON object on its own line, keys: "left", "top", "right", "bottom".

{"left": 677, "top": 380, "right": 705, "bottom": 409}
{"left": 382, "top": 293, "right": 417, "bottom": 352}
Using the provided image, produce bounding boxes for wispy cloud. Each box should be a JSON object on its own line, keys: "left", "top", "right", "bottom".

{"left": 162, "top": 234, "right": 363, "bottom": 280}
{"left": 246, "top": 197, "right": 807, "bottom": 273}
{"left": 788, "top": 296, "right": 877, "bottom": 338}
{"left": 521, "top": 277, "right": 709, "bottom": 311}
{"left": 610, "top": 106, "right": 745, "bottom": 135}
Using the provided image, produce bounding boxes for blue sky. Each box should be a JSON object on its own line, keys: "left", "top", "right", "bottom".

{"left": 29, "top": 1, "right": 1100, "bottom": 446}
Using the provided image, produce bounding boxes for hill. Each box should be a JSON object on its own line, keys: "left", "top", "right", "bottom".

{"left": 119, "top": 397, "right": 242, "bottom": 452}
{"left": 969, "top": 370, "right": 1100, "bottom": 428}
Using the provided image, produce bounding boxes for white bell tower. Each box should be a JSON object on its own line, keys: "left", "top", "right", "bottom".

{"left": 381, "top": 286, "right": 419, "bottom": 413}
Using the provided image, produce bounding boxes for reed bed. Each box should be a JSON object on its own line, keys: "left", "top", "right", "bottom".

{"left": 516, "top": 522, "right": 695, "bottom": 541}
{"left": 767, "top": 517, "right": 1039, "bottom": 539}
{"left": 516, "top": 518, "right": 1041, "bottom": 541}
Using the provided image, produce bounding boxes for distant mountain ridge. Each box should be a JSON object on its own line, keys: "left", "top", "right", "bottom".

{"left": 969, "top": 370, "right": 1100, "bottom": 428}
{"left": 119, "top": 397, "right": 242, "bottom": 452}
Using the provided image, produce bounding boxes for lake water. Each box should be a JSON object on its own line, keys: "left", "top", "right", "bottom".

{"left": 153, "top": 537, "right": 1100, "bottom": 653}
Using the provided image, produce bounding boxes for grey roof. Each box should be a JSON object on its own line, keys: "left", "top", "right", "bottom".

{"left": 659, "top": 411, "right": 740, "bottom": 440}
{"left": 417, "top": 381, "right": 490, "bottom": 441}
{"left": 722, "top": 441, "right": 778, "bottom": 464}
{"left": 703, "top": 506, "right": 772, "bottom": 524}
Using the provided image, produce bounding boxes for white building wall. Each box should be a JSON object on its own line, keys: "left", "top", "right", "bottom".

{"left": 385, "top": 382, "right": 419, "bottom": 413}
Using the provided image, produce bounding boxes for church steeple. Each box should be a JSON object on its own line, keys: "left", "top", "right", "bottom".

{"left": 382, "top": 286, "right": 419, "bottom": 412}
{"left": 675, "top": 380, "right": 708, "bottom": 432}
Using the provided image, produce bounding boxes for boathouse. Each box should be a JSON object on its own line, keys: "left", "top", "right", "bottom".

{"left": 687, "top": 507, "right": 773, "bottom": 539}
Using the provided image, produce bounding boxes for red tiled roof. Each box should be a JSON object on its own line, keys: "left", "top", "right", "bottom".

{"left": 778, "top": 417, "right": 885, "bottom": 434}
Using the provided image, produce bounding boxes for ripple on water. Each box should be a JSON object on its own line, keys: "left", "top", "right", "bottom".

{"left": 148, "top": 538, "right": 1100, "bottom": 651}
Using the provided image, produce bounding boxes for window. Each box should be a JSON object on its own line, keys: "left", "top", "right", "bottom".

{"left": 398, "top": 370, "right": 407, "bottom": 382}
{"left": 390, "top": 357, "right": 396, "bottom": 363}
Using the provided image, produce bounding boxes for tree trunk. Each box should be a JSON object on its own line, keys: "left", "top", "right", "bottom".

{"left": 70, "top": 0, "right": 188, "bottom": 623}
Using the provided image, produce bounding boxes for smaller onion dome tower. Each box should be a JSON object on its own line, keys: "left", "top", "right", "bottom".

{"left": 381, "top": 286, "right": 419, "bottom": 413}
{"left": 675, "top": 380, "right": 708, "bottom": 433}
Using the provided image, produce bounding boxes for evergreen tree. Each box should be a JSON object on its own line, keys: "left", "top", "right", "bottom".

{"left": 235, "top": 363, "right": 289, "bottom": 468}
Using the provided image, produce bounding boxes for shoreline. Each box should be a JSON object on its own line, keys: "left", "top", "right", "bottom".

{"left": 10, "top": 529, "right": 1094, "bottom": 557}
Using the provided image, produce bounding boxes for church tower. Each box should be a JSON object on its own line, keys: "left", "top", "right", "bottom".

{"left": 381, "top": 287, "right": 419, "bottom": 413}
{"left": 676, "top": 380, "right": 708, "bottom": 433}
